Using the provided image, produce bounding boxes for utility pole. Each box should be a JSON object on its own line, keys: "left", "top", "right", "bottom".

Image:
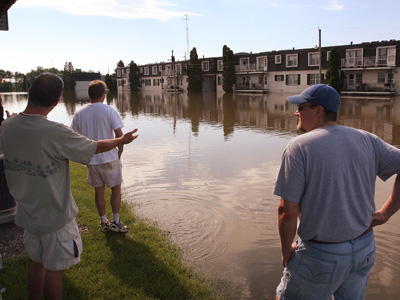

{"left": 184, "top": 14, "right": 189, "bottom": 60}
{"left": 319, "top": 28, "right": 322, "bottom": 84}
{"left": 171, "top": 50, "right": 176, "bottom": 92}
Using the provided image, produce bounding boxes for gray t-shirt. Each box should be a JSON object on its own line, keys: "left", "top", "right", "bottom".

{"left": 0, "top": 114, "right": 97, "bottom": 235}
{"left": 273, "top": 125, "right": 400, "bottom": 242}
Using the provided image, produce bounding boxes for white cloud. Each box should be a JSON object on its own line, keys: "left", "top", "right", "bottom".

{"left": 16, "top": 0, "right": 195, "bottom": 22}
{"left": 321, "top": 0, "right": 345, "bottom": 11}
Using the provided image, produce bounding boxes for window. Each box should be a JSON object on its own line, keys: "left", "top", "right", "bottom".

{"left": 378, "top": 72, "right": 386, "bottom": 83}
{"left": 275, "top": 75, "right": 284, "bottom": 81}
{"left": 240, "top": 58, "right": 250, "bottom": 71}
{"left": 117, "top": 69, "right": 121, "bottom": 77}
{"left": 159, "top": 65, "right": 163, "bottom": 72}
{"left": 275, "top": 55, "right": 281, "bottom": 64}
{"left": 257, "top": 56, "right": 268, "bottom": 71}
{"left": 144, "top": 79, "right": 151, "bottom": 86}
{"left": 176, "top": 64, "right": 182, "bottom": 75}
{"left": 286, "top": 54, "right": 298, "bottom": 67}
{"left": 356, "top": 73, "right": 362, "bottom": 84}
{"left": 286, "top": 74, "right": 300, "bottom": 85}
{"left": 377, "top": 46, "right": 396, "bottom": 66}
{"left": 346, "top": 49, "right": 363, "bottom": 67}
{"left": 217, "top": 76, "right": 222, "bottom": 85}
{"left": 153, "top": 79, "right": 160, "bottom": 86}
{"left": 327, "top": 51, "right": 330, "bottom": 61}
{"left": 264, "top": 76, "right": 268, "bottom": 85}
{"left": 307, "top": 74, "right": 320, "bottom": 85}
{"left": 202, "top": 61, "right": 209, "bottom": 71}
{"left": 140, "top": 67, "right": 143, "bottom": 74}
{"left": 144, "top": 67, "right": 149, "bottom": 75}
{"left": 152, "top": 66, "right": 158, "bottom": 75}
{"left": 217, "top": 60, "right": 223, "bottom": 72}
{"left": 308, "top": 53, "right": 319, "bottom": 66}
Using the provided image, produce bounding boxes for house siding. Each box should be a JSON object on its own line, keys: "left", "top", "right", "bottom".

{"left": 116, "top": 40, "right": 400, "bottom": 95}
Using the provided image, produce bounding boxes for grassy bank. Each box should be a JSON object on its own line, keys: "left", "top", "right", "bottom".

{"left": 0, "top": 162, "right": 225, "bottom": 300}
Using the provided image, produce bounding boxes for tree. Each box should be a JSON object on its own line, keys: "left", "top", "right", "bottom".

{"left": 186, "top": 47, "right": 203, "bottom": 92}
{"left": 105, "top": 74, "right": 117, "bottom": 91}
{"left": 128, "top": 61, "right": 141, "bottom": 91}
{"left": 324, "top": 47, "right": 343, "bottom": 93}
{"left": 25, "top": 67, "right": 61, "bottom": 91}
{"left": 117, "top": 60, "right": 125, "bottom": 68}
{"left": 63, "top": 61, "right": 76, "bottom": 90}
{"left": 222, "top": 45, "right": 235, "bottom": 93}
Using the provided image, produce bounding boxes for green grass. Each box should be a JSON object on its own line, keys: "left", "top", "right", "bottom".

{"left": 0, "top": 162, "right": 227, "bottom": 300}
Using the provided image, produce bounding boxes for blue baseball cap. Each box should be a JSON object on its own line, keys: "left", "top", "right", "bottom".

{"left": 287, "top": 84, "right": 341, "bottom": 113}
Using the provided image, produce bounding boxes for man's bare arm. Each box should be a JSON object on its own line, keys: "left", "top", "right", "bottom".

{"left": 371, "top": 174, "right": 400, "bottom": 227}
{"left": 96, "top": 128, "right": 138, "bottom": 154}
{"left": 114, "top": 128, "right": 124, "bottom": 159}
{"left": 278, "top": 198, "right": 299, "bottom": 267}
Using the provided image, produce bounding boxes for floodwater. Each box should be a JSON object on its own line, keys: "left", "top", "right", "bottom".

{"left": 2, "top": 90, "right": 400, "bottom": 300}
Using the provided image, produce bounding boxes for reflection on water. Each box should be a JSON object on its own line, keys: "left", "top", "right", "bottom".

{"left": 2, "top": 91, "right": 400, "bottom": 300}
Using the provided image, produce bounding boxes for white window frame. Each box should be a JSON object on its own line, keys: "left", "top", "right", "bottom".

{"left": 257, "top": 56, "right": 268, "bottom": 71}
{"left": 202, "top": 61, "right": 209, "bottom": 71}
{"left": 140, "top": 67, "right": 143, "bottom": 74}
{"left": 308, "top": 74, "right": 320, "bottom": 85}
{"left": 159, "top": 65, "right": 163, "bottom": 72}
{"left": 152, "top": 66, "right": 158, "bottom": 75}
{"left": 378, "top": 72, "right": 386, "bottom": 83}
{"left": 176, "top": 63, "right": 182, "bottom": 75}
{"left": 275, "top": 55, "right": 282, "bottom": 64}
{"left": 308, "top": 52, "right": 319, "bottom": 66}
{"left": 377, "top": 46, "right": 396, "bottom": 66}
{"left": 144, "top": 67, "right": 149, "bottom": 75}
{"left": 240, "top": 58, "right": 250, "bottom": 71}
{"left": 346, "top": 49, "right": 363, "bottom": 67}
{"left": 217, "top": 60, "right": 223, "bottom": 72}
{"left": 286, "top": 54, "right": 298, "bottom": 68}
{"left": 286, "top": 74, "right": 300, "bottom": 85}
{"left": 117, "top": 69, "right": 121, "bottom": 77}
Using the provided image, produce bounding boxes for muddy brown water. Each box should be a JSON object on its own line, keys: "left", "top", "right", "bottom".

{"left": 2, "top": 90, "right": 400, "bottom": 299}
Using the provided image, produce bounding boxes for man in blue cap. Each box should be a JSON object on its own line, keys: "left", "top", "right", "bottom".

{"left": 274, "top": 84, "right": 400, "bottom": 299}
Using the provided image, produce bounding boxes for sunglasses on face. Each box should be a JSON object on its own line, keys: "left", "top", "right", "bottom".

{"left": 297, "top": 103, "right": 316, "bottom": 111}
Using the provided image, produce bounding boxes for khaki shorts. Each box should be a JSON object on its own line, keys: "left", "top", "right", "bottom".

{"left": 23, "top": 218, "right": 82, "bottom": 271}
{"left": 87, "top": 159, "right": 123, "bottom": 188}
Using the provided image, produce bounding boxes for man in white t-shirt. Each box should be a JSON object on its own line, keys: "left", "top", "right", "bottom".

{"left": 0, "top": 73, "right": 138, "bottom": 300}
{"left": 71, "top": 80, "right": 129, "bottom": 233}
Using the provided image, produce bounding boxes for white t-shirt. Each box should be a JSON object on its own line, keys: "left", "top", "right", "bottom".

{"left": 0, "top": 114, "right": 97, "bottom": 235}
{"left": 71, "top": 102, "right": 124, "bottom": 165}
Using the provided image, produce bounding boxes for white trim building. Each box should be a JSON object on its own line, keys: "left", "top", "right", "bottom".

{"left": 116, "top": 40, "right": 400, "bottom": 96}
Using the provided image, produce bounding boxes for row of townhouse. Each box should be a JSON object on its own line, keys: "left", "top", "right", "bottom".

{"left": 116, "top": 39, "right": 400, "bottom": 96}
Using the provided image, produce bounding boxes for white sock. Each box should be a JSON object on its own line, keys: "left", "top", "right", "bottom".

{"left": 112, "top": 213, "right": 120, "bottom": 223}
{"left": 100, "top": 215, "right": 108, "bottom": 224}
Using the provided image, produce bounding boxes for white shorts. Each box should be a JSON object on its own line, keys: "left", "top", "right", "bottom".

{"left": 23, "top": 218, "right": 82, "bottom": 271}
{"left": 87, "top": 159, "right": 123, "bottom": 188}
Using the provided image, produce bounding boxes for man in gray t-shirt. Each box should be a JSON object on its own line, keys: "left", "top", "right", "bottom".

{"left": 274, "top": 84, "right": 400, "bottom": 300}
{"left": 0, "top": 73, "right": 138, "bottom": 300}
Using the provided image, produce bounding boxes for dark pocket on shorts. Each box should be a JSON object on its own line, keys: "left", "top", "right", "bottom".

{"left": 297, "top": 252, "right": 337, "bottom": 284}
{"left": 56, "top": 230, "right": 83, "bottom": 261}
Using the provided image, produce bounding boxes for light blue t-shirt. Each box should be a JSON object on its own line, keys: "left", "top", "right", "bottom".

{"left": 273, "top": 125, "right": 400, "bottom": 242}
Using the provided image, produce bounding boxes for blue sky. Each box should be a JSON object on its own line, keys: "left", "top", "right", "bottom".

{"left": 2, "top": 0, "right": 400, "bottom": 75}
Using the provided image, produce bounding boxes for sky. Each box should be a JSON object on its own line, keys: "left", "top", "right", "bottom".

{"left": 1, "top": 0, "right": 400, "bottom": 75}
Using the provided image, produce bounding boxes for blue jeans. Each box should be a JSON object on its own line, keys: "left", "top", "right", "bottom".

{"left": 276, "top": 230, "right": 375, "bottom": 300}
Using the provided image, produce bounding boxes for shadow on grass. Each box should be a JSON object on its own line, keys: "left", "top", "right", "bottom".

{"left": 104, "top": 230, "right": 192, "bottom": 300}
